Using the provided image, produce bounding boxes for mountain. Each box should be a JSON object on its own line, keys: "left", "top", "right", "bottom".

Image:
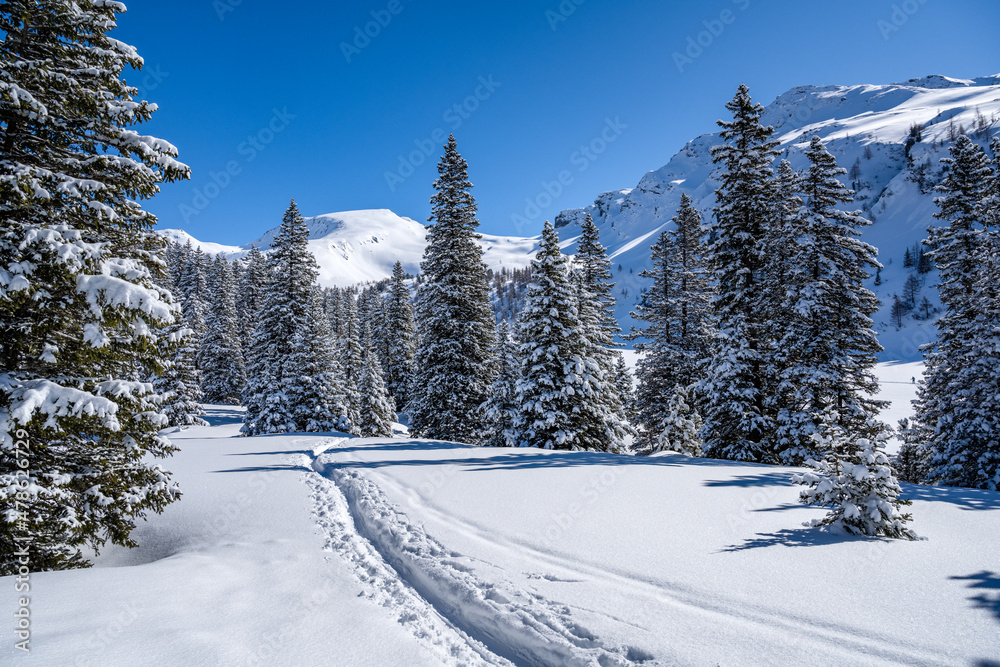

{"left": 160, "top": 209, "right": 538, "bottom": 287}
{"left": 163, "top": 75, "right": 1000, "bottom": 360}
{"left": 554, "top": 74, "right": 1000, "bottom": 360}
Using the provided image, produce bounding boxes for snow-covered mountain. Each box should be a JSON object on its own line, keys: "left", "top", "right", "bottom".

{"left": 554, "top": 74, "right": 1000, "bottom": 360}
{"left": 164, "top": 75, "right": 1000, "bottom": 360}
{"left": 161, "top": 209, "right": 538, "bottom": 287}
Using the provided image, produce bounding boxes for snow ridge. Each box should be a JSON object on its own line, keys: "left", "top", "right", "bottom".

{"left": 310, "top": 445, "right": 643, "bottom": 666}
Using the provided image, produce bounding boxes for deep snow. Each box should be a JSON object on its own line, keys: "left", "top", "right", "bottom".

{"left": 5, "top": 366, "right": 998, "bottom": 666}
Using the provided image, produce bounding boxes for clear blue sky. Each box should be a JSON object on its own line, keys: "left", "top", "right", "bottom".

{"left": 117, "top": 0, "right": 1000, "bottom": 243}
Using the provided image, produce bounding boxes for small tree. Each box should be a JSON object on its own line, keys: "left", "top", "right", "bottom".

{"left": 793, "top": 413, "right": 916, "bottom": 539}
{"left": 650, "top": 385, "right": 703, "bottom": 457}
{"left": 356, "top": 326, "right": 396, "bottom": 438}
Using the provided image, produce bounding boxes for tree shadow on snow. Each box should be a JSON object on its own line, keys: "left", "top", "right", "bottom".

{"left": 720, "top": 526, "right": 877, "bottom": 552}
{"left": 702, "top": 471, "right": 795, "bottom": 488}
{"left": 210, "top": 463, "right": 313, "bottom": 474}
{"left": 950, "top": 571, "right": 1000, "bottom": 623}
{"left": 900, "top": 483, "right": 1000, "bottom": 511}
{"left": 201, "top": 406, "right": 245, "bottom": 427}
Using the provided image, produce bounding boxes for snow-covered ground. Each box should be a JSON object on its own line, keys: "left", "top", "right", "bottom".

{"left": 7, "top": 364, "right": 999, "bottom": 666}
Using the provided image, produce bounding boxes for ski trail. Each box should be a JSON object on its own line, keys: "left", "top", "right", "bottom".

{"left": 298, "top": 442, "right": 508, "bottom": 667}
{"left": 364, "top": 466, "right": 959, "bottom": 667}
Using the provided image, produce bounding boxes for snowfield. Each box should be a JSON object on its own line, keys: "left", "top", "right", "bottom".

{"left": 6, "top": 370, "right": 999, "bottom": 666}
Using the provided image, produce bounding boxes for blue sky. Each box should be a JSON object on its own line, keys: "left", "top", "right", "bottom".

{"left": 118, "top": 0, "right": 1000, "bottom": 243}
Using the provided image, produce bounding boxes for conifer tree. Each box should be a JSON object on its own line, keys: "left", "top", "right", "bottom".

{"left": 915, "top": 135, "right": 1000, "bottom": 489}
{"left": 384, "top": 261, "right": 417, "bottom": 406}
{"left": 198, "top": 256, "right": 246, "bottom": 404}
{"left": 284, "top": 290, "right": 348, "bottom": 433}
{"left": 336, "top": 292, "right": 363, "bottom": 434}
{"left": 178, "top": 246, "right": 209, "bottom": 340}
{"left": 514, "top": 222, "right": 597, "bottom": 451}
{"left": 356, "top": 324, "right": 396, "bottom": 438}
{"left": 793, "top": 411, "right": 916, "bottom": 540}
{"left": 701, "top": 85, "right": 781, "bottom": 463}
{"left": 0, "top": 1, "right": 189, "bottom": 572}
{"left": 410, "top": 135, "right": 496, "bottom": 444}
{"left": 483, "top": 320, "right": 519, "bottom": 448}
{"left": 651, "top": 385, "right": 704, "bottom": 457}
{"left": 631, "top": 194, "right": 711, "bottom": 449}
{"left": 573, "top": 213, "right": 632, "bottom": 451}
{"left": 236, "top": 246, "right": 266, "bottom": 353}
{"left": 612, "top": 352, "right": 636, "bottom": 422}
{"left": 242, "top": 200, "right": 318, "bottom": 435}
{"left": 771, "top": 137, "right": 885, "bottom": 466}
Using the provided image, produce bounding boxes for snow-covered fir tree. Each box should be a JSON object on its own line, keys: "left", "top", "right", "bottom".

{"left": 573, "top": 213, "right": 633, "bottom": 452}
{"left": 483, "top": 320, "right": 519, "bottom": 448}
{"left": 701, "top": 85, "right": 781, "bottom": 463}
{"left": 177, "top": 244, "right": 209, "bottom": 340}
{"left": 612, "top": 353, "right": 636, "bottom": 422}
{"left": 651, "top": 385, "right": 704, "bottom": 457}
{"left": 793, "top": 411, "right": 916, "bottom": 540}
{"left": 236, "top": 246, "right": 266, "bottom": 354}
{"left": 410, "top": 135, "right": 496, "bottom": 444}
{"left": 914, "top": 134, "right": 1000, "bottom": 490}
{"left": 152, "top": 264, "right": 207, "bottom": 428}
{"left": 0, "top": 1, "right": 188, "bottom": 572}
{"left": 284, "top": 290, "right": 349, "bottom": 433}
{"left": 894, "top": 418, "right": 930, "bottom": 484}
{"left": 243, "top": 200, "right": 319, "bottom": 435}
{"left": 384, "top": 261, "right": 417, "bottom": 406}
{"left": 356, "top": 324, "right": 396, "bottom": 438}
{"left": 771, "top": 137, "right": 885, "bottom": 466}
{"left": 197, "top": 255, "right": 246, "bottom": 404}
{"left": 631, "top": 193, "right": 712, "bottom": 450}
{"left": 336, "top": 292, "right": 363, "bottom": 434}
{"left": 514, "top": 222, "right": 612, "bottom": 451}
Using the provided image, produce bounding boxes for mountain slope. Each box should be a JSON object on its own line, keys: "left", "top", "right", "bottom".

{"left": 554, "top": 74, "right": 1000, "bottom": 360}
{"left": 161, "top": 209, "right": 538, "bottom": 287}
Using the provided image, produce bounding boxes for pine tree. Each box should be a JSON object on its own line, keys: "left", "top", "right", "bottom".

{"left": 384, "top": 261, "right": 417, "bottom": 406}
{"left": 573, "top": 213, "right": 631, "bottom": 452}
{"left": 514, "top": 222, "right": 597, "bottom": 450}
{"left": 483, "top": 320, "right": 519, "bottom": 448}
{"left": 336, "top": 292, "right": 363, "bottom": 434}
{"left": 793, "top": 412, "right": 916, "bottom": 540}
{"left": 410, "top": 135, "right": 496, "bottom": 444}
{"left": 236, "top": 246, "right": 266, "bottom": 354}
{"left": 284, "top": 290, "right": 348, "bottom": 433}
{"left": 701, "top": 85, "right": 781, "bottom": 463}
{"left": 650, "top": 385, "right": 704, "bottom": 457}
{"left": 631, "top": 194, "right": 711, "bottom": 450}
{"left": 197, "top": 256, "right": 246, "bottom": 404}
{"left": 612, "top": 352, "right": 636, "bottom": 422}
{"left": 915, "top": 135, "right": 1000, "bottom": 490}
{"left": 771, "top": 137, "right": 885, "bottom": 466}
{"left": 177, "top": 245, "right": 209, "bottom": 340}
{"left": 356, "top": 324, "right": 396, "bottom": 438}
{"left": 0, "top": 2, "right": 189, "bottom": 572}
{"left": 242, "top": 200, "right": 318, "bottom": 435}
{"left": 894, "top": 418, "right": 929, "bottom": 484}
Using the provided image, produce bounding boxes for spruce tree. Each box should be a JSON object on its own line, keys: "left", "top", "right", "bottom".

{"left": 0, "top": 1, "right": 188, "bottom": 572}
{"left": 651, "top": 385, "right": 704, "bottom": 457}
{"left": 514, "top": 222, "right": 595, "bottom": 450}
{"left": 915, "top": 135, "right": 1000, "bottom": 489}
{"left": 236, "top": 246, "right": 266, "bottom": 354}
{"left": 701, "top": 85, "right": 781, "bottom": 463}
{"left": 612, "top": 352, "right": 636, "bottom": 423}
{"left": 573, "top": 213, "right": 632, "bottom": 451}
{"left": 198, "top": 256, "right": 246, "bottom": 404}
{"left": 631, "top": 194, "right": 711, "bottom": 450}
{"left": 772, "top": 137, "right": 885, "bottom": 466}
{"left": 483, "top": 320, "right": 519, "bottom": 448}
{"left": 793, "top": 411, "right": 916, "bottom": 540}
{"left": 284, "top": 290, "right": 348, "bottom": 433}
{"left": 384, "top": 261, "right": 417, "bottom": 406}
{"left": 356, "top": 324, "right": 396, "bottom": 438}
{"left": 336, "top": 292, "right": 363, "bottom": 435}
{"left": 242, "top": 200, "right": 318, "bottom": 435}
{"left": 410, "top": 135, "right": 496, "bottom": 444}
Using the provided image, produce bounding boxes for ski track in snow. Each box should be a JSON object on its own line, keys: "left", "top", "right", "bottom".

{"left": 303, "top": 438, "right": 646, "bottom": 667}
{"left": 303, "top": 437, "right": 968, "bottom": 667}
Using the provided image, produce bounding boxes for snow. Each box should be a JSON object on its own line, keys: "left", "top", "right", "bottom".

{"left": 7, "top": 396, "right": 997, "bottom": 665}
{"left": 161, "top": 210, "right": 538, "bottom": 289}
